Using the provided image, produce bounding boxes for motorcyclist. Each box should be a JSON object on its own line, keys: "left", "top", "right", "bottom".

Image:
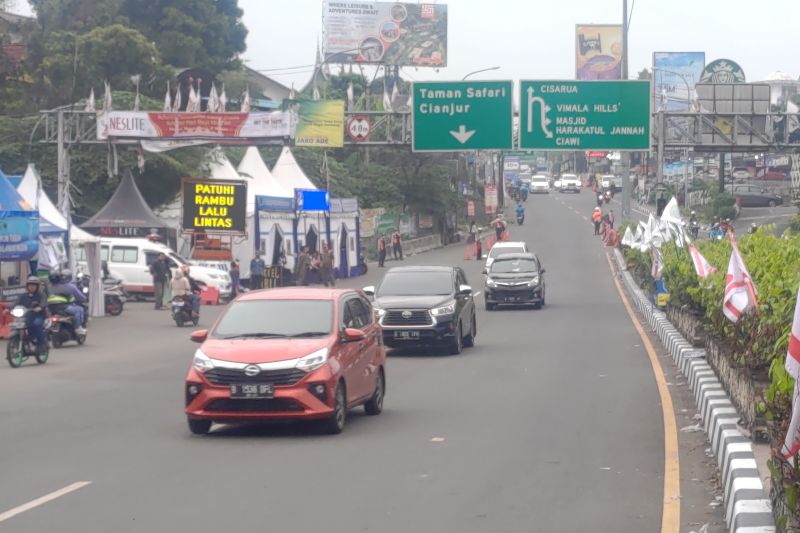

{"left": 49, "top": 270, "right": 87, "bottom": 335}
{"left": 689, "top": 210, "right": 698, "bottom": 225}
{"left": 520, "top": 182, "right": 529, "bottom": 200}
{"left": 15, "top": 276, "right": 48, "bottom": 354}
{"left": 181, "top": 266, "right": 202, "bottom": 318}
{"left": 515, "top": 203, "right": 525, "bottom": 224}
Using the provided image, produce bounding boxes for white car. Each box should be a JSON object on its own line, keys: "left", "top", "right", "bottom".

{"left": 600, "top": 174, "right": 620, "bottom": 191}
{"left": 530, "top": 175, "right": 550, "bottom": 194}
{"left": 484, "top": 241, "right": 530, "bottom": 273}
{"left": 559, "top": 173, "right": 581, "bottom": 193}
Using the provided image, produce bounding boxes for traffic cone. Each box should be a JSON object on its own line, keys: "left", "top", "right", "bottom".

{"left": 464, "top": 243, "right": 472, "bottom": 260}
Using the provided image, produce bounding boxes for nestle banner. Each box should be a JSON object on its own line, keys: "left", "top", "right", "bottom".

{"left": 182, "top": 178, "right": 248, "bottom": 234}
{"left": 98, "top": 111, "right": 297, "bottom": 140}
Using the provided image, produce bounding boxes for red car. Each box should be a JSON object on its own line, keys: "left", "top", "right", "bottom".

{"left": 185, "top": 288, "right": 386, "bottom": 435}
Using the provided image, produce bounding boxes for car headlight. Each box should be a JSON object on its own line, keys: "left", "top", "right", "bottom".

{"left": 296, "top": 347, "right": 329, "bottom": 372}
{"left": 528, "top": 275, "right": 541, "bottom": 287}
{"left": 486, "top": 278, "right": 497, "bottom": 288}
{"left": 192, "top": 349, "right": 215, "bottom": 373}
{"left": 431, "top": 301, "right": 456, "bottom": 316}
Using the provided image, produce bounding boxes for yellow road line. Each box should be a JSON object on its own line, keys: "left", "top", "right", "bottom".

{"left": 606, "top": 254, "right": 680, "bottom": 533}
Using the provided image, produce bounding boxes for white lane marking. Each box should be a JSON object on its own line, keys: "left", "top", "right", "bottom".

{"left": 0, "top": 481, "right": 92, "bottom": 523}
{"left": 473, "top": 291, "right": 481, "bottom": 297}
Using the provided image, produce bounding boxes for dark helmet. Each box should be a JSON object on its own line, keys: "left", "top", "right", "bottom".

{"left": 49, "top": 272, "right": 61, "bottom": 284}
{"left": 61, "top": 269, "right": 73, "bottom": 283}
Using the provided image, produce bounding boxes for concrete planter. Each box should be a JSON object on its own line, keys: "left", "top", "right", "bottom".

{"left": 666, "top": 304, "right": 706, "bottom": 347}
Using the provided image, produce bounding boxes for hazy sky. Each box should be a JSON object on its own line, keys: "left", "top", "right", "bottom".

{"left": 12, "top": 0, "right": 798, "bottom": 88}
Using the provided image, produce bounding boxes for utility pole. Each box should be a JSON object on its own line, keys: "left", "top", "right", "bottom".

{"left": 620, "top": 0, "right": 632, "bottom": 219}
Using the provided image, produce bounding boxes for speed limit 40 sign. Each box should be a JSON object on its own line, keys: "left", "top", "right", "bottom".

{"left": 347, "top": 116, "right": 371, "bottom": 142}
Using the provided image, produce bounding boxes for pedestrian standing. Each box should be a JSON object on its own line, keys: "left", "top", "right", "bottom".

{"left": 295, "top": 246, "right": 311, "bottom": 286}
{"left": 475, "top": 237, "right": 483, "bottom": 260}
{"left": 320, "top": 242, "right": 336, "bottom": 287}
{"left": 391, "top": 229, "right": 403, "bottom": 260}
{"left": 377, "top": 234, "right": 387, "bottom": 268}
{"left": 230, "top": 261, "right": 240, "bottom": 298}
{"left": 608, "top": 209, "right": 615, "bottom": 229}
{"left": 468, "top": 220, "right": 477, "bottom": 244}
{"left": 592, "top": 207, "right": 602, "bottom": 236}
{"left": 149, "top": 252, "right": 172, "bottom": 309}
{"left": 250, "top": 251, "right": 266, "bottom": 290}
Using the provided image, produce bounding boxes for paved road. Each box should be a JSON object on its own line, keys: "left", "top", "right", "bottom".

{"left": 1, "top": 191, "right": 721, "bottom": 532}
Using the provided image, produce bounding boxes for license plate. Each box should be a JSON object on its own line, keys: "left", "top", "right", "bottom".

{"left": 172, "top": 301, "right": 184, "bottom": 306}
{"left": 505, "top": 297, "right": 520, "bottom": 303}
{"left": 230, "top": 383, "right": 274, "bottom": 399}
{"left": 393, "top": 330, "right": 420, "bottom": 340}
{"left": 11, "top": 319, "right": 25, "bottom": 328}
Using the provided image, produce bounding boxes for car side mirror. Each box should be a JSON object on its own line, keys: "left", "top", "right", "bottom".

{"left": 190, "top": 329, "right": 208, "bottom": 343}
{"left": 342, "top": 327, "right": 366, "bottom": 342}
{"left": 458, "top": 284, "right": 472, "bottom": 296}
{"left": 540, "top": 269, "right": 546, "bottom": 274}
{"left": 362, "top": 285, "right": 375, "bottom": 296}
{"left": 482, "top": 269, "right": 488, "bottom": 276}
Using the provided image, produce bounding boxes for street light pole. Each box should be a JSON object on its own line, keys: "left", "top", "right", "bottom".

{"left": 620, "top": 0, "right": 631, "bottom": 219}
{"left": 462, "top": 66, "right": 500, "bottom": 81}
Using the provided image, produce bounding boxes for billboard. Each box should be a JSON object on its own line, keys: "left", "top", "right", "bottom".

{"left": 295, "top": 100, "right": 345, "bottom": 148}
{"left": 322, "top": 1, "right": 447, "bottom": 66}
{"left": 181, "top": 179, "right": 247, "bottom": 234}
{"left": 653, "top": 52, "right": 705, "bottom": 111}
{"left": 575, "top": 24, "right": 623, "bottom": 80}
{"left": 0, "top": 211, "right": 38, "bottom": 261}
{"left": 700, "top": 58, "right": 746, "bottom": 84}
{"left": 98, "top": 111, "right": 296, "bottom": 140}
{"left": 295, "top": 189, "right": 331, "bottom": 212}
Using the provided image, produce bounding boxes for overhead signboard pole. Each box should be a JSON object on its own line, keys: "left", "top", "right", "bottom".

{"left": 621, "top": 0, "right": 631, "bottom": 219}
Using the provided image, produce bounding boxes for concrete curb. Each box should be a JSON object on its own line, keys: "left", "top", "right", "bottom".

{"left": 612, "top": 248, "right": 775, "bottom": 533}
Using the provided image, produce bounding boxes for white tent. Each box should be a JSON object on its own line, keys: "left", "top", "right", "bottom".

{"left": 237, "top": 146, "right": 290, "bottom": 201}
{"left": 69, "top": 223, "right": 104, "bottom": 318}
{"left": 17, "top": 164, "right": 68, "bottom": 235}
{"left": 271, "top": 147, "right": 318, "bottom": 193}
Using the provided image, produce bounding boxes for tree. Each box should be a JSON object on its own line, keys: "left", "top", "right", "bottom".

{"left": 637, "top": 68, "right": 652, "bottom": 80}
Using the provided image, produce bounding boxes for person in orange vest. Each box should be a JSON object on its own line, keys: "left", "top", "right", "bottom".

{"left": 391, "top": 229, "right": 403, "bottom": 260}
{"left": 377, "top": 234, "right": 387, "bottom": 268}
{"left": 592, "top": 207, "right": 603, "bottom": 236}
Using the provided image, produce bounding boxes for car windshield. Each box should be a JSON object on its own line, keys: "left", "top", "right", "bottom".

{"left": 491, "top": 257, "right": 538, "bottom": 274}
{"left": 213, "top": 300, "right": 333, "bottom": 338}
{"left": 488, "top": 246, "right": 525, "bottom": 259}
{"left": 562, "top": 175, "right": 577, "bottom": 180}
{"left": 377, "top": 271, "right": 453, "bottom": 296}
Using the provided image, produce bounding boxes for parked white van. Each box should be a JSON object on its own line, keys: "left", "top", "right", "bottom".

{"left": 75, "top": 238, "right": 232, "bottom": 300}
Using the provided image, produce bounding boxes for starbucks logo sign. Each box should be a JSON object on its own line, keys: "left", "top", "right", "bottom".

{"left": 700, "top": 59, "right": 746, "bottom": 84}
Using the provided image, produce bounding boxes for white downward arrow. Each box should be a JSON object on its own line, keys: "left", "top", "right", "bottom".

{"left": 449, "top": 125, "right": 476, "bottom": 144}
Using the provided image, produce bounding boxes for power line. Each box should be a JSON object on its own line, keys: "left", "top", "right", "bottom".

{"left": 252, "top": 64, "right": 315, "bottom": 73}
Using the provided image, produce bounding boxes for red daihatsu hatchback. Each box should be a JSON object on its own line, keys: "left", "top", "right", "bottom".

{"left": 184, "top": 288, "right": 386, "bottom": 435}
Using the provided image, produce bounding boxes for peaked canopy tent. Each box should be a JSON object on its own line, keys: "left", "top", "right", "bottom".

{"left": 271, "top": 147, "right": 318, "bottom": 192}
{"left": 0, "top": 172, "right": 39, "bottom": 303}
{"left": 68, "top": 224, "right": 104, "bottom": 318}
{"left": 82, "top": 170, "right": 172, "bottom": 241}
{"left": 238, "top": 147, "right": 294, "bottom": 275}
{"left": 16, "top": 164, "right": 69, "bottom": 272}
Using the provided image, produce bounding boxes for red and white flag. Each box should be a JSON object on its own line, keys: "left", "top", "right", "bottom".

{"left": 722, "top": 233, "right": 758, "bottom": 323}
{"left": 783, "top": 283, "right": 800, "bottom": 459}
{"left": 689, "top": 244, "right": 717, "bottom": 279}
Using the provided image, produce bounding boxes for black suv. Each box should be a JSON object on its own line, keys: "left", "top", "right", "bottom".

{"left": 484, "top": 253, "right": 546, "bottom": 310}
{"left": 364, "top": 266, "right": 476, "bottom": 354}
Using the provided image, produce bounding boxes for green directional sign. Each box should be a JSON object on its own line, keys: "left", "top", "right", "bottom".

{"left": 412, "top": 81, "right": 513, "bottom": 152}
{"left": 519, "top": 80, "right": 650, "bottom": 151}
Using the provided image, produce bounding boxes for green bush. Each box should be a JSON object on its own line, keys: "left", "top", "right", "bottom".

{"left": 789, "top": 214, "right": 800, "bottom": 234}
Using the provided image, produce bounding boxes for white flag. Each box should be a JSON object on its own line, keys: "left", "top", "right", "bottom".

{"left": 163, "top": 82, "right": 172, "bottom": 112}
{"left": 85, "top": 88, "right": 96, "bottom": 112}
{"left": 131, "top": 74, "right": 141, "bottom": 111}
{"left": 186, "top": 85, "right": 199, "bottom": 112}
{"left": 782, "top": 281, "right": 800, "bottom": 459}
{"left": 391, "top": 82, "right": 399, "bottom": 107}
{"left": 688, "top": 244, "right": 717, "bottom": 279}
{"left": 103, "top": 81, "right": 112, "bottom": 112}
{"left": 647, "top": 214, "right": 665, "bottom": 249}
{"left": 346, "top": 82, "right": 354, "bottom": 110}
{"left": 172, "top": 84, "right": 182, "bottom": 112}
{"left": 661, "top": 196, "right": 683, "bottom": 226}
{"left": 207, "top": 83, "right": 220, "bottom": 113}
{"left": 651, "top": 247, "right": 664, "bottom": 280}
{"left": 219, "top": 84, "right": 228, "bottom": 111}
{"left": 383, "top": 85, "right": 393, "bottom": 112}
{"left": 723, "top": 233, "right": 758, "bottom": 322}
{"left": 788, "top": 100, "right": 800, "bottom": 134}
{"left": 621, "top": 226, "right": 634, "bottom": 247}
{"left": 241, "top": 87, "right": 251, "bottom": 113}
{"left": 406, "top": 90, "right": 413, "bottom": 110}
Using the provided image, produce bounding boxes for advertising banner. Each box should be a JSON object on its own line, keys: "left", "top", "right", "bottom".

{"left": 295, "top": 189, "right": 331, "bottom": 212}
{"left": 256, "top": 195, "right": 294, "bottom": 213}
{"left": 576, "top": 24, "right": 623, "bottom": 80}
{"left": 0, "top": 211, "right": 38, "bottom": 261}
{"left": 323, "top": 1, "right": 447, "bottom": 66}
{"left": 700, "top": 59, "right": 746, "bottom": 84}
{"left": 295, "top": 100, "right": 345, "bottom": 147}
{"left": 418, "top": 214, "right": 434, "bottom": 229}
{"left": 653, "top": 52, "right": 705, "bottom": 111}
{"left": 330, "top": 198, "right": 359, "bottom": 213}
{"left": 182, "top": 179, "right": 248, "bottom": 234}
{"left": 98, "top": 111, "right": 297, "bottom": 140}
{"left": 484, "top": 184, "right": 498, "bottom": 214}
{"left": 466, "top": 200, "right": 475, "bottom": 217}
{"left": 359, "top": 207, "right": 385, "bottom": 238}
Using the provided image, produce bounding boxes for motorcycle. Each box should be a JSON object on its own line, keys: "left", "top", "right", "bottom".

{"left": 520, "top": 189, "right": 528, "bottom": 201}
{"left": 46, "top": 298, "right": 87, "bottom": 348}
{"left": 76, "top": 272, "right": 127, "bottom": 316}
{"left": 604, "top": 191, "right": 611, "bottom": 204}
{"left": 597, "top": 194, "right": 604, "bottom": 207}
{"left": 6, "top": 306, "right": 50, "bottom": 368}
{"left": 689, "top": 220, "right": 700, "bottom": 239}
{"left": 516, "top": 212, "right": 525, "bottom": 225}
{"left": 709, "top": 225, "right": 725, "bottom": 241}
{"left": 171, "top": 294, "right": 199, "bottom": 327}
